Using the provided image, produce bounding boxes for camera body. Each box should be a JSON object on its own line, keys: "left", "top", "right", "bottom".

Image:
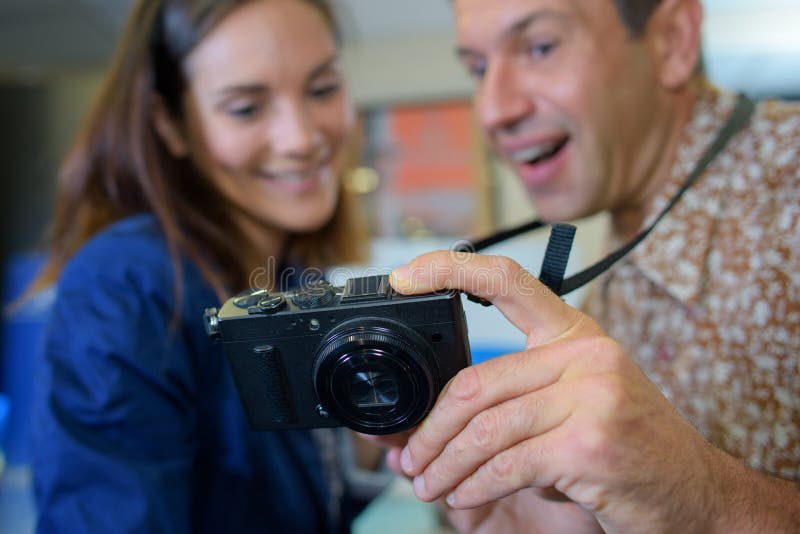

{"left": 204, "top": 274, "right": 471, "bottom": 435}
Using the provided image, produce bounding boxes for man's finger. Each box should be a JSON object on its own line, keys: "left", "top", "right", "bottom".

{"left": 445, "top": 429, "right": 571, "bottom": 510}
{"left": 411, "top": 378, "right": 579, "bottom": 502}
{"left": 401, "top": 336, "right": 600, "bottom": 478}
{"left": 390, "top": 251, "right": 600, "bottom": 346}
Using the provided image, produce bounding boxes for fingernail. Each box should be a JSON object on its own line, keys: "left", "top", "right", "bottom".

{"left": 446, "top": 492, "right": 455, "bottom": 507}
{"left": 413, "top": 475, "right": 426, "bottom": 497}
{"left": 390, "top": 265, "right": 411, "bottom": 288}
{"left": 400, "top": 446, "right": 413, "bottom": 474}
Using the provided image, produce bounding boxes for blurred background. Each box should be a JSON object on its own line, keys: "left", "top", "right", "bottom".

{"left": 1, "top": 0, "right": 798, "bottom": 532}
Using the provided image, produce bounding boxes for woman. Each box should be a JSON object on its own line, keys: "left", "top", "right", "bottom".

{"left": 31, "top": 0, "right": 369, "bottom": 532}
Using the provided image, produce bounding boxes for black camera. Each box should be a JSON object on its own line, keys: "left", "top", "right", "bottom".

{"left": 204, "top": 274, "right": 470, "bottom": 435}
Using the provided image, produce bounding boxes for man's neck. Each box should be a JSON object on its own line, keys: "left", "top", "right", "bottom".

{"left": 610, "top": 81, "right": 702, "bottom": 242}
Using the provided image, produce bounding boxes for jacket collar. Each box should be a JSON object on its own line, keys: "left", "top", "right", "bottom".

{"left": 627, "top": 85, "right": 741, "bottom": 306}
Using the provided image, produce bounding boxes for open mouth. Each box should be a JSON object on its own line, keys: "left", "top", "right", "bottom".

{"left": 253, "top": 166, "right": 329, "bottom": 195}
{"left": 256, "top": 152, "right": 334, "bottom": 185}
{"left": 509, "top": 136, "right": 570, "bottom": 168}
{"left": 257, "top": 170, "right": 316, "bottom": 182}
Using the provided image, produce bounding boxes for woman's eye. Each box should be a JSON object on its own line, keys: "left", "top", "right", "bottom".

{"left": 308, "top": 83, "right": 340, "bottom": 99}
{"left": 227, "top": 103, "right": 259, "bottom": 119}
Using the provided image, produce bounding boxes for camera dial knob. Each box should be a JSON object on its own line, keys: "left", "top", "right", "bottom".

{"left": 233, "top": 288, "right": 270, "bottom": 309}
{"left": 292, "top": 280, "right": 335, "bottom": 309}
{"left": 248, "top": 295, "right": 286, "bottom": 315}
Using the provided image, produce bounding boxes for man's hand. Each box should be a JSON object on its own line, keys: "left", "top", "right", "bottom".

{"left": 387, "top": 251, "right": 727, "bottom": 533}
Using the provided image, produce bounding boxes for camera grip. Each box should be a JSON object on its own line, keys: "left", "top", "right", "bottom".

{"left": 253, "top": 345, "right": 296, "bottom": 424}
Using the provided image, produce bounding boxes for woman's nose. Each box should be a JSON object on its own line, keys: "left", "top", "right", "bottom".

{"left": 269, "top": 98, "right": 321, "bottom": 158}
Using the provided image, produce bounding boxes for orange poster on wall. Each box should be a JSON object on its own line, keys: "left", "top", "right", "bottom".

{"left": 365, "top": 100, "right": 483, "bottom": 237}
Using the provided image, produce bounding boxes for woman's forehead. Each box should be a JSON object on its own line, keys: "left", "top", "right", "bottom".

{"left": 184, "top": 0, "right": 337, "bottom": 87}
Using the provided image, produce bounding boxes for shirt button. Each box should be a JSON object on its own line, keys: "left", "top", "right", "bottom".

{"left": 656, "top": 345, "right": 672, "bottom": 361}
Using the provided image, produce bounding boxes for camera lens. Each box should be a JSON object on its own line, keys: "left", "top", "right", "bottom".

{"left": 348, "top": 362, "right": 400, "bottom": 410}
{"left": 313, "top": 318, "right": 438, "bottom": 435}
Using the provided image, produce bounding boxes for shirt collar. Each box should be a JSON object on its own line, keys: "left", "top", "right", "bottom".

{"left": 627, "top": 84, "right": 741, "bottom": 306}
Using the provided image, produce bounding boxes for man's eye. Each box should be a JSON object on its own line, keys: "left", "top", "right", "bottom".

{"left": 309, "top": 83, "right": 340, "bottom": 99}
{"left": 465, "top": 62, "right": 487, "bottom": 80}
{"left": 528, "top": 41, "right": 557, "bottom": 59}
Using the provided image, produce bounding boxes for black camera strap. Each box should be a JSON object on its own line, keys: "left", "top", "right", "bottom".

{"left": 460, "top": 93, "right": 756, "bottom": 299}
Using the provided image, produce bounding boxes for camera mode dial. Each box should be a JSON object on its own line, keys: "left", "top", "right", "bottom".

{"left": 292, "top": 280, "right": 335, "bottom": 309}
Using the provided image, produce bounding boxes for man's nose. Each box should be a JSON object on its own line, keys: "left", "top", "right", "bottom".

{"left": 476, "top": 60, "right": 534, "bottom": 134}
{"left": 270, "top": 99, "right": 320, "bottom": 157}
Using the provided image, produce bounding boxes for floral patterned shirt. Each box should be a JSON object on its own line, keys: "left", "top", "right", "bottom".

{"left": 584, "top": 83, "right": 800, "bottom": 480}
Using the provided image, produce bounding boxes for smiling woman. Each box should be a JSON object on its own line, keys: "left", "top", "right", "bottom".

{"left": 28, "top": 1, "right": 370, "bottom": 533}
{"left": 33, "top": 0, "right": 365, "bottom": 299}
{"left": 155, "top": 0, "right": 356, "bottom": 264}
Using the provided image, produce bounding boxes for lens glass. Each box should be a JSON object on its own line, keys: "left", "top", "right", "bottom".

{"left": 333, "top": 351, "right": 402, "bottom": 416}
{"left": 350, "top": 369, "right": 399, "bottom": 410}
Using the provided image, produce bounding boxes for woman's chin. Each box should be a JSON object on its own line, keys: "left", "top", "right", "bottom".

{"left": 279, "top": 208, "right": 337, "bottom": 234}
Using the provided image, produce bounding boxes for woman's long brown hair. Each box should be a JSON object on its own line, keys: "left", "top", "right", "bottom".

{"left": 31, "top": 0, "right": 366, "bottom": 303}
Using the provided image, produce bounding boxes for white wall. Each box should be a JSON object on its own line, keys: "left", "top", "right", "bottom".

{"left": 342, "top": 32, "right": 471, "bottom": 108}
{"left": 704, "top": 1, "right": 800, "bottom": 96}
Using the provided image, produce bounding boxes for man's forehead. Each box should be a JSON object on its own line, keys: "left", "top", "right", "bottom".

{"left": 454, "top": 0, "right": 622, "bottom": 55}
{"left": 453, "top": 0, "right": 610, "bottom": 39}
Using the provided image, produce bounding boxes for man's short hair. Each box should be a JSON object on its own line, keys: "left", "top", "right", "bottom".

{"left": 613, "top": 0, "right": 663, "bottom": 36}
{"left": 448, "top": 1, "right": 663, "bottom": 38}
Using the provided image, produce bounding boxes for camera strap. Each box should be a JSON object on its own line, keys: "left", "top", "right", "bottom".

{"left": 460, "top": 93, "right": 756, "bottom": 299}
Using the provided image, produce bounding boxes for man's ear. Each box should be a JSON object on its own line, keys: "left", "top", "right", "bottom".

{"left": 647, "top": 0, "right": 704, "bottom": 90}
{"left": 152, "top": 93, "right": 189, "bottom": 158}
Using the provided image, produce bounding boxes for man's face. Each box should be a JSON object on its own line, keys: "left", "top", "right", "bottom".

{"left": 454, "top": 0, "right": 663, "bottom": 221}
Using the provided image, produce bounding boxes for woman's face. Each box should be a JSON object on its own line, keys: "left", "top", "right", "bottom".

{"left": 176, "top": 0, "right": 353, "bottom": 238}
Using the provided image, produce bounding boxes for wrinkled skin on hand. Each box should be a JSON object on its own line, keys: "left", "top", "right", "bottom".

{"left": 369, "top": 251, "right": 724, "bottom": 534}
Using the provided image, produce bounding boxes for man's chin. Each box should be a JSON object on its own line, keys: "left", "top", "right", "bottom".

{"left": 528, "top": 194, "right": 590, "bottom": 223}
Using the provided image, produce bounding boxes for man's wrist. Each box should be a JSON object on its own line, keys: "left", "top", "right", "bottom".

{"left": 708, "top": 448, "right": 800, "bottom": 533}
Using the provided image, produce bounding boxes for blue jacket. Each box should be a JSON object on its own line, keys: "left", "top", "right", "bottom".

{"left": 33, "top": 215, "right": 357, "bottom": 533}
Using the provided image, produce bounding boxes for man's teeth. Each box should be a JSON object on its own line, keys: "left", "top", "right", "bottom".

{"left": 510, "top": 141, "right": 561, "bottom": 164}
{"left": 278, "top": 173, "right": 307, "bottom": 181}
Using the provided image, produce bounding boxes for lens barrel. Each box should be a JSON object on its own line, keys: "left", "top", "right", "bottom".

{"left": 313, "top": 318, "right": 438, "bottom": 435}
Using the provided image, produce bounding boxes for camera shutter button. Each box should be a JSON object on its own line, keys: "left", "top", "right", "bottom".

{"left": 247, "top": 295, "right": 286, "bottom": 314}
{"left": 233, "top": 288, "right": 270, "bottom": 309}
{"left": 258, "top": 295, "right": 286, "bottom": 313}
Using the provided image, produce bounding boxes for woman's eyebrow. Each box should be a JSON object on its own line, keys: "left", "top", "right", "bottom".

{"left": 215, "top": 84, "right": 267, "bottom": 97}
{"left": 212, "top": 55, "right": 340, "bottom": 97}
{"left": 306, "top": 54, "right": 340, "bottom": 81}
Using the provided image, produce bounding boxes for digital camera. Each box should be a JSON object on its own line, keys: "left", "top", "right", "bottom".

{"left": 204, "top": 274, "right": 471, "bottom": 435}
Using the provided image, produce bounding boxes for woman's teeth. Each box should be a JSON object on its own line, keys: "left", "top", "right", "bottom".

{"left": 262, "top": 170, "right": 313, "bottom": 181}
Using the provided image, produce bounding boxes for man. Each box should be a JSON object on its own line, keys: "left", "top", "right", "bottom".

{"left": 380, "top": 0, "right": 800, "bottom": 531}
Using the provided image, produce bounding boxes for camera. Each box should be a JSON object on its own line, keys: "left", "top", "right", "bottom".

{"left": 204, "top": 274, "right": 471, "bottom": 435}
